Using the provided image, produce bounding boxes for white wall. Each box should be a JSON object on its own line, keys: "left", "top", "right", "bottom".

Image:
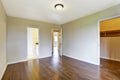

{"left": 7, "top": 16, "right": 61, "bottom": 64}
{"left": 100, "top": 37, "right": 120, "bottom": 61}
{"left": 62, "top": 4, "right": 120, "bottom": 65}
{"left": 0, "top": 0, "right": 7, "bottom": 79}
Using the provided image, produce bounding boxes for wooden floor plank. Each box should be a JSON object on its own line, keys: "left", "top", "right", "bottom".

{"left": 2, "top": 56, "right": 120, "bottom": 80}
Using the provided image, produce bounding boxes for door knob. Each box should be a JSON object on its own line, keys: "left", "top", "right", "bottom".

{"left": 35, "top": 42, "right": 39, "bottom": 45}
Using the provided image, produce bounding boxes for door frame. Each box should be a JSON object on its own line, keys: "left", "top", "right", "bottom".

{"left": 27, "top": 27, "right": 39, "bottom": 60}
{"left": 98, "top": 15, "right": 120, "bottom": 64}
{"left": 52, "top": 29, "right": 62, "bottom": 56}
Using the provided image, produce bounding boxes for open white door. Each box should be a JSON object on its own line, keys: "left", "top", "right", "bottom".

{"left": 27, "top": 27, "right": 39, "bottom": 60}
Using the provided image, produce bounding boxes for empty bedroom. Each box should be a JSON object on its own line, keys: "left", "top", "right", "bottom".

{"left": 0, "top": 0, "right": 120, "bottom": 80}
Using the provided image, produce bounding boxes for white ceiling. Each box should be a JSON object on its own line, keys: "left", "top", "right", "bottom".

{"left": 1, "top": 0, "right": 120, "bottom": 24}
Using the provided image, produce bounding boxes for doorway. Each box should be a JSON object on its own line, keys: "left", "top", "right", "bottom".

{"left": 100, "top": 17, "right": 120, "bottom": 62}
{"left": 27, "top": 27, "right": 39, "bottom": 60}
{"left": 52, "top": 30, "right": 62, "bottom": 57}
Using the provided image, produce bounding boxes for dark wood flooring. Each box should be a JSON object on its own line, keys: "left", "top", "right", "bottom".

{"left": 2, "top": 56, "right": 120, "bottom": 80}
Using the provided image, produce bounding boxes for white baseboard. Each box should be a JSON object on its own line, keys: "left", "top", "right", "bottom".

{"left": 0, "top": 64, "right": 7, "bottom": 80}
{"left": 63, "top": 54, "right": 99, "bottom": 65}
{"left": 7, "top": 59, "right": 28, "bottom": 65}
{"left": 101, "top": 57, "right": 120, "bottom": 62}
{"left": 7, "top": 55, "right": 52, "bottom": 65}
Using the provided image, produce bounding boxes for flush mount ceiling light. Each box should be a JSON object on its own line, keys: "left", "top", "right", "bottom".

{"left": 54, "top": 4, "right": 64, "bottom": 10}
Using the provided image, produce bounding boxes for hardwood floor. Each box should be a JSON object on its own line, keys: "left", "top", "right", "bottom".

{"left": 100, "top": 58, "right": 120, "bottom": 80}
{"left": 2, "top": 56, "right": 120, "bottom": 80}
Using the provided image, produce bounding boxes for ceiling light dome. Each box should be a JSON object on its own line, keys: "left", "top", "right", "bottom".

{"left": 55, "top": 4, "right": 64, "bottom": 10}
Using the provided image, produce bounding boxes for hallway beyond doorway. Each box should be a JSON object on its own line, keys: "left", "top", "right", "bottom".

{"left": 52, "top": 29, "right": 62, "bottom": 57}
{"left": 53, "top": 31, "right": 59, "bottom": 57}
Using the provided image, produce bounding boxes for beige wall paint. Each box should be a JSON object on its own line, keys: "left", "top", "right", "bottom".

{"left": 100, "top": 17, "right": 120, "bottom": 31}
{"left": 62, "top": 4, "right": 120, "bottom": 65}
{"left": 7, "top": 16, "right": 61, "bottom": 64}
{"left": 0, "top": 0, "right": 7, "bottom": 79}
